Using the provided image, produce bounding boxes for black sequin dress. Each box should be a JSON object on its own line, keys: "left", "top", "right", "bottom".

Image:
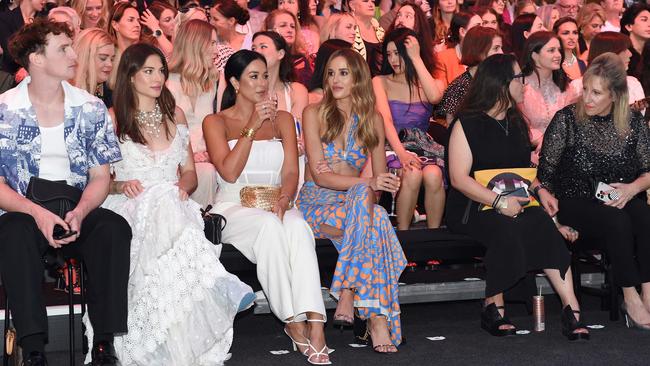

{"left": 538, "top": 104, "right": 650, "bottom": 287}
{"left": 538, "top": 105, "right": 650, "bottom": 199}
{"left": 440, "top": 70, "right": 472, "bottom": 118}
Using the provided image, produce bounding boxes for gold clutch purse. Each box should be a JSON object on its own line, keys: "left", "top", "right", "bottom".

{"left": 240, "top": 185, "right": 282, "bottom": 211}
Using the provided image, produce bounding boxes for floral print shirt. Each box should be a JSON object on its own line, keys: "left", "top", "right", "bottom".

{"left": 0, "top": 77, "right": 121, "bottom": 214}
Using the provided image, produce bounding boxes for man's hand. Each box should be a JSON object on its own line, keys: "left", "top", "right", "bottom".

{"left": 62, "top": 208, "right": 87, "bottom": 244}
{"left": 30, "top": 205, "right": 70, "bottom": 248}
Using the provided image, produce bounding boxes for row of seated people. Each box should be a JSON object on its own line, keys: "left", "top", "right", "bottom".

{"left": 0, "top": 4, "right": 650, "bottom": 366}
{"left": 1, "top": 0, "right": 649, "bottom": 213}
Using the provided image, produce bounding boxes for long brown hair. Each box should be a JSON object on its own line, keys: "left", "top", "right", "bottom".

{"left": 319, "top": 49, "right": 379, "bottom": 150}
{"left": 113, "top": 43, "right": 176, "bottom": 145}
{"left": 108, "top": 2, "right": 137, "bottom": 41}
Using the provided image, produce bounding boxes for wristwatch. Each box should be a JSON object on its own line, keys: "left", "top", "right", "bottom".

{"left": 153, "top": 29, "right": 163, "bottom": 38}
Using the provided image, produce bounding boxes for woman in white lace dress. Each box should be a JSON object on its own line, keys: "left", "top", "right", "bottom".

{"left": 99, "top": 43, "right": 254, "bottom": 366}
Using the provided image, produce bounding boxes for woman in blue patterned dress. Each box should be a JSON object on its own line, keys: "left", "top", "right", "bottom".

{"left": 297, "top": 49, "right": 407, "bottom": 353}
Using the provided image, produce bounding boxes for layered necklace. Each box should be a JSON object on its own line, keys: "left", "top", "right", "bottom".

{"left": 135, "top": 103, "right": 163, "bottom": 138}
{"left": 563, "top": 53, "right": 577, "bottom": 68}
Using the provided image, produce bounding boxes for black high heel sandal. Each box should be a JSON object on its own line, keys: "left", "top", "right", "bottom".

{"left": 481, "top": 303, "right": 516, "bottom": 337}
{"left": 333, "top": 289, "right": 355, "bottom": 331}
{"left": 561, "top": 305, "right": 590, "bottom": 341}
{"left": 332, "top": 314, "right": 354, "bottom": 331}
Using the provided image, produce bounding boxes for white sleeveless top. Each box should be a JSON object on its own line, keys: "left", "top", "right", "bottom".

{"left": 39, "top": 123, "right": 72, "bottom": 181}
{"left": 215, "top": 139, "right": 284, "bottom": 203}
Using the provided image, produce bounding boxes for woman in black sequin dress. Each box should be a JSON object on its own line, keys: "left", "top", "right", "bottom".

{"left": 539, "top": 53, "right": 650, "bottom": 329}
{"left": 446, "top": 54, "right": 588, "bottom": 339}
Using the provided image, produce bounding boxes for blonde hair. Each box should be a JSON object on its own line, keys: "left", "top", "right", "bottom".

{"left": 48, "top": 6, "right": 82, "bottom": 36}
{"left": 576, "top": 52, "right": 630, "bottom": 136}
{"left": 320, "top": 13, "right": 356, "bottom": 43}
{"left": 168, "top": 20, "right": 218, "bottom": 97}
{"left": 577, "top": 3, "right": 605, "bottom": 33}
{"left": 319, "top": 49, "right": 379, "bottom": 150}
{"left": 264, "top": 9, "right": 307, "bottom": 56}
{"left": 72, "top": 28, "right": 115, "bottom": 93}
{"left": 72, "top": 0, "right": 109, "bottom": 30}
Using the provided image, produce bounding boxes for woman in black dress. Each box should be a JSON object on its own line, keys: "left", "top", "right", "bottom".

{"left": 539, "top": 53, "right": 650, "bottom": 330}
{"left": 446, "top": 53, "right": 589, "bottom": 340}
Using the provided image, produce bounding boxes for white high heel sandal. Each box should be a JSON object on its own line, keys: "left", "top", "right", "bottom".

{"left": 305, "top": 318, "right": 332, "bottom": 365}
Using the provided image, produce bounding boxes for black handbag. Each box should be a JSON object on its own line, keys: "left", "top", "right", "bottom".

{"left": 201, "top": 205, "right": 228, "bottom": 245}
{"left": 25, "top": 177, "right": 82, "bottom": 219}
{"left": 25, "top": 177, "right": 83, "bottom": 243}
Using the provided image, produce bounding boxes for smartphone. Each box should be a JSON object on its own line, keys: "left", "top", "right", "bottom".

{"left": 595, "top": 182, "right": 615, "bottom": 202}
{"left": 53, "top": 225, "right": 77, "bottom": 240}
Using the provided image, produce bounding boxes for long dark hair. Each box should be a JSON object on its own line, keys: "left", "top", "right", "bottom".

{"left": 448, "top": 11, "right": 476, "bottom": 46}
{"left": 298, "top": 0, "right": 318, "bottom": 28}
{"left": 510, "top": 13, "right": 537, "bottom": 61}
{"left": 309, "top": 38, "right": 351, "bottom": 91}
{"left": 113, "top": 43, "right": 176, "bottom": 145}
{"left": 253, "top": 31, "right": 296, "bottom": 83}
{"left": 380, "top": 28, "right": 422, "bottom": 105}
{"left": 521, "top": 31, "right": 568, "bottom": 92}
{"left": 386, "top": 2, "right": 436, "bottom": 72}
{"left": 457, "top": 53, "right": 529, "bottom": 144}
{"left": 221, "top": 50, "right": 268, "bottom": 110}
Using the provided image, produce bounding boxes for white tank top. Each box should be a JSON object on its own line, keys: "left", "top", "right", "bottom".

{"left": 38, "top": 123, "right": 71, "bottom": 181}
{"left": 215, "top": 139, "right": 285, "bottom": 203}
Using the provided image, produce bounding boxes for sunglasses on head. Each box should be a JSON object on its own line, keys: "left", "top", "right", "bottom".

{"left": 178, "top": 3, "right": 200, "bottom": 13}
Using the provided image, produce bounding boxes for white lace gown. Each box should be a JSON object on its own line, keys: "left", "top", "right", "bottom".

{"left": 92, "top": 125, "right": 253, "bottom": 366}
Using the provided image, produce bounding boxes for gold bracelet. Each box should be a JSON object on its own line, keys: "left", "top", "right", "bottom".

{"left": 240, "top": 127, "right": 256, "bottom": 139}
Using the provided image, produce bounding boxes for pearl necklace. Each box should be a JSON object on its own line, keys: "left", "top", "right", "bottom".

{"left": 135, "top": 103, "right": 163, "bottom": 138}
{"left": 563, "top": 53, "right": 576, "bottom": 67}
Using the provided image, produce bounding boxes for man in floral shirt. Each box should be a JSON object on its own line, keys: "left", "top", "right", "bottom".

{"left": 0, "top": 20, "right": 130, "bottom": 366}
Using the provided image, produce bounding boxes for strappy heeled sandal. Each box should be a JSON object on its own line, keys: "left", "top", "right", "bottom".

{"left": 284, "top": 326, "right": 310, "bottom": 356}
{"left": 481, "top": 302, "right": 516, "bottom": 337}
{"left": 333, "top": 290, "right": 355, "bottom": 331}
{"left": 305, "top": 342, "right": 332, "bottom": 365}
{"left": 561, "top": 305, "right": 590, "bottom": 341}
{"left": 365, "top": 317, "right": 398, "bottom": 355}
{"left": 306, "top": 318, "right": 334, "bottom": 361}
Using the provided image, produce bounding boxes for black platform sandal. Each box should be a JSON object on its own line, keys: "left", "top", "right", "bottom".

{"left": 561, "top": 305, "right": 590, "bottom": 341}
{"left": 481, "top": 303, "right": 517, "bottom": 337}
